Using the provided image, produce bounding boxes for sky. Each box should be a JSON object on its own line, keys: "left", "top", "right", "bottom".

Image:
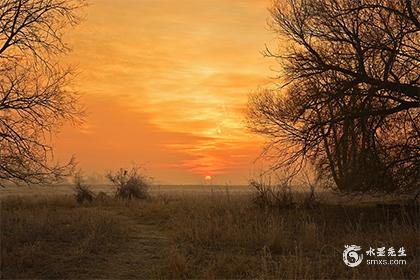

{"left": 54, "top": 0, "right": 277, "bottom": 185}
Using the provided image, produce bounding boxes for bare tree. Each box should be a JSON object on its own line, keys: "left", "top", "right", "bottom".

{"left": 248, "top": 0, "right": 419, "bottom": 193}
{"left": 0, "top": 0, "right": 85, "bottom": 186}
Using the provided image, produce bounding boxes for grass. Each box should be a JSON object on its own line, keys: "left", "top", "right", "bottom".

{"left": 151, "top": 193, "right": 418, "bottom": 279}
{"left": 1, "top": 190, "right": 418, "bottom": 279}
{"left": 0, "top": 196, "right": 125, "bottom": 279}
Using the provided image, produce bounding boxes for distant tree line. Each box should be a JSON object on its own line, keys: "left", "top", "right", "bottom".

{"left": 247, "top": 0, "right": 419, "bottom": 193}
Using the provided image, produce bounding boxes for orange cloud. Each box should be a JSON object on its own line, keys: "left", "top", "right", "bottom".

{"left": 56, "top": 0, "right": 273, "bottom": 184}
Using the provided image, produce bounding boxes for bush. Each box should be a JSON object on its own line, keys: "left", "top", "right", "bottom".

{"left": 250, "top": 178, "right": 294, "bottom": 209}
{"left": 106, "top": 167, "right": 150, "bottom": 200}
{"left": 73, "top": 173, "right": 95, "bottom": 204}
{"left": 95, "top": 191, "right": 111, "bottom": 202}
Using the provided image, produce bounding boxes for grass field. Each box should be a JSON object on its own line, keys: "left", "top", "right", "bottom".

{"left": 1, "top": 188, "right": 418, "bottom": 279}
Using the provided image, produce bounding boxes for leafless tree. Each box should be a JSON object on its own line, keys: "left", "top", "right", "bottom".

{"left": 248, "top": 0, "right": 419, "bottom": 193}
{"left": 0, "top": 0, "right": 85, "bottom": 186}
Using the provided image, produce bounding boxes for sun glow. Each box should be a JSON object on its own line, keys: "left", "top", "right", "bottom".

{"left": 205, "top": 175, "right": 212, "bottom": 181}
{"left": 55, "top": 0, "right": 272, "bottom": 184}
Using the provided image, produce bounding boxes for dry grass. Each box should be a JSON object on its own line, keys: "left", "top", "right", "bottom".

{"left": 74, "top": 182, "right": 95, "bottom": 204}
{"left": 1, "top": 190, "right": 418, "bottom": 279}
{"left": 148, "top": 194, "right": 418, "bottom": 279}
{"left": 0, "top": 196, "right": 125, "bottom": 279}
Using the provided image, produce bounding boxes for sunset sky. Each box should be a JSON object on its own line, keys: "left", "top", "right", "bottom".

{"left": 55, "top": 0, "right": 278, "bottom": 185}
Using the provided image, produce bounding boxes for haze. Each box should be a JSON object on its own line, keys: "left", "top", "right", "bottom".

{"left": 55, "top": 0, "right": 274, "bottom": 184}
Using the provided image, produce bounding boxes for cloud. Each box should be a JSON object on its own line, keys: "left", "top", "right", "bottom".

{"left": 57, "top": 0, "right": 273, "bottom": 184}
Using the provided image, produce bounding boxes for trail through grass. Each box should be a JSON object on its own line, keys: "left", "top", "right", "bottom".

{"left": 86, "top": 209, "right": 169, "bottom": 279}
{"left": 1, "top": 192, "right": 418, "bottom": 279}
{"left": 0, "top": 197, "right": 169, "bottom": 279}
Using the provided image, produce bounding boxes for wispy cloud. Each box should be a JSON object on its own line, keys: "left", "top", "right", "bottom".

{"left": 57, "top": 0, "right": 272, "bottom": 184}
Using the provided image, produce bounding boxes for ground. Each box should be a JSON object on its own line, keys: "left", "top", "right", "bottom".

{"left": 1, "top": 186, "right": 418, "bottom": 279}
{"left": 79, "top": 210, "right": 169, "bottom": 279}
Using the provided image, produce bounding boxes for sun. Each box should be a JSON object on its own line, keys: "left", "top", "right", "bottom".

{"left": 205, "top": 175, "right": 212, "bottom": 181}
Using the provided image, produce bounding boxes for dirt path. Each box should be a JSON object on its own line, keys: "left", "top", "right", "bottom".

{"left": 84, "top": 210, "right": 170, "bottom": 279}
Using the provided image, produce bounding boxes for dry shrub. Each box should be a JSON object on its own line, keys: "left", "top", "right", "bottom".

{"left": 250, "top": 178, "right": 295, "bottom": 209}
{"left": 95, "top": 191, "right": 111, "bottom": 202}
{"left": 73, "top": 173, "right": 95, "bottom": 204}
{"left": 302, "top": 184, "right": 318, "bottom": 208}
{"left": 106, "top": 167, "right": 150, "bottom": 200}
{"left": 300, "top": 177, "right": 320, "bottom": 209}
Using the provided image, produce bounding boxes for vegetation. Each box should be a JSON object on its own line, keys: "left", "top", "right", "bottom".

{"left": 106, "top": 167, "right": 151, "bottom": 200}
{"left": 1, "top": 190, "right": 418, "bottom": 279}
{"left": 250, "top": 178, "right": 295, "bottom": 209}
{"left": 73, "top": 173, "right": 95, "bottom": 204}
{"left": 158, "top": 192, "right": 418, "bottom": 279}
{"left": 247, "top": 0, "right": 419, "bottom": 194}
{"left": 0, "top": 196, "right": 124, "bottom": 279}
{"left": 0, "top": 0, "right": 85, "bottom": 186}
{"left": 0, "top": 1, "right": 417, "bottom": 279}
{"left": 71, "top": 167, "right": 151, "bottom": 204}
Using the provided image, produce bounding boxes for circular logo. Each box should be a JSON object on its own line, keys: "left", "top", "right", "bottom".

{"left": 343, "top": 245, "right": 363, "bottom": 267}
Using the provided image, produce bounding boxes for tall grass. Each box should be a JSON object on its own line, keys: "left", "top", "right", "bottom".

{"left": 0, "top": 196, "right": 124, "bottom": 279}
{"left": 147, "top": 193, "right": 418, "bottom": 279}
{"left": 1, "top": 190, "right": 418, "bottom": 279}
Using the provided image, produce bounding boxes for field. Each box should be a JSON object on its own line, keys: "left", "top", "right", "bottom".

{"left": 1, "top": 186, "right": 418, "bottom": 279}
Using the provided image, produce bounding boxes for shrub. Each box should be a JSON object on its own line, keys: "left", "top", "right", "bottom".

{"left": 106, "top": 167, "right": 150, "bottom": 200}
{"left": 250, "top": 178, "right": 294, "bottom": 209}
{"left": 73, "top": 173, "right": 95, "bottom": 204}
{"left": 95, "top": 191, "right": 111, "bottom": 202}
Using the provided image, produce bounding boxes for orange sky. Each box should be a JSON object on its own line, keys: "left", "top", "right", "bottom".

{"left": 55, "top": 0, "right": 277, "bottom": 185}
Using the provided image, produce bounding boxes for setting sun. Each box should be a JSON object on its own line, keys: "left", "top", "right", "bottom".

{"left": 1, "top": 0, "right": 417, "bottom": 278}
{"left": 54, "top": 0, "right": 272, "bottom": 185}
